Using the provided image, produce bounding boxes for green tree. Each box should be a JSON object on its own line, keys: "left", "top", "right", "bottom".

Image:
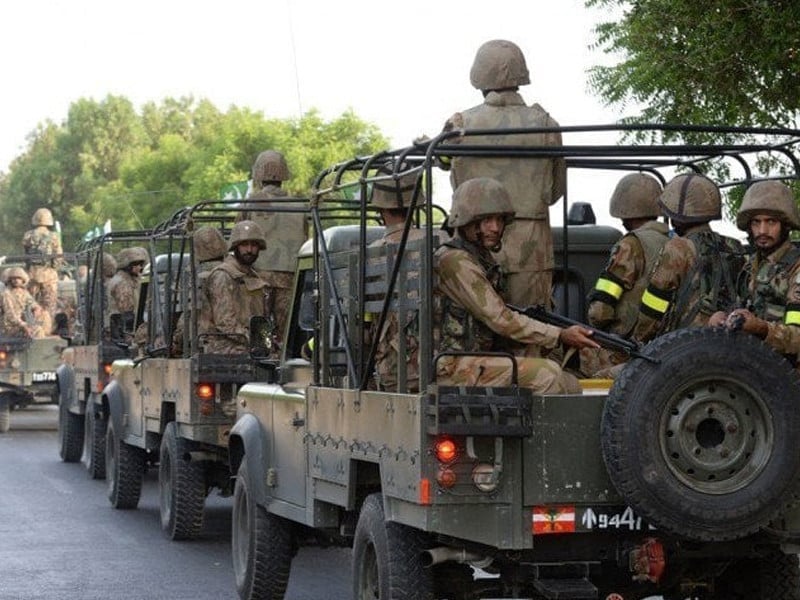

{"left": 586, "top": 0, "right": 800, "bottom": 129}
{"left": 0, "top": 97, "right": 388, "bottom": 254}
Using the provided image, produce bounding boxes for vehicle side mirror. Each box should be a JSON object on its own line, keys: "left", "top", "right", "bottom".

{"left": 54, "top": 312, "right": 72, "bottom": 343}
{"left": 567, "top": 202, "right": 596, "bottom": 226}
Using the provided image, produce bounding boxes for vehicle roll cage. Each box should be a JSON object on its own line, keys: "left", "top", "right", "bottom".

{"left": 308, "top": 123, "right": 800, "bottom": 391}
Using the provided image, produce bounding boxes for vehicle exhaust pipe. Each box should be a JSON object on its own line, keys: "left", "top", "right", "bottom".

{"left": 421, "top": 547, "right": 493, "bottom": 569}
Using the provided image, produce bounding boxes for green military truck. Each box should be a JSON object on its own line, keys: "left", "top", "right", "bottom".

{"left": 227, "top": 128, "right": 800, "bottom": 600}
{"left": 101, "top": 200, "right": 309, "bottom": 540}
{"left": 56, "top": 231, "right": 151, "bottom": 475}
{"left": 0, "top": 254, "right": 74, "bottom": 433}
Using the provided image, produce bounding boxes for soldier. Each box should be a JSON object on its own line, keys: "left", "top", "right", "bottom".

{"left": 237, "top": 150, "right": 307, "bottom": 347}
{"left": 0, "top": 267, "right": 37, "bottom": 338}
{"left": 709, "top": 181, "right": 800, "bottom": 361}
{"left": 434, "top": 178, "right": 598, "bottom": 394}
{"left": 440, "top": 39, "right": 566, "bottom": 315}
{"left": 367, "top": 166, "right": 428, "bottom": 392}
{"left": 22, "top": 207, "right": 65, "bottom": 317}
{"left": 202, "top": 220, "right": 270, "bottom": 355}
{"left": 579, "top": 174, "right": 669, "bottom": 376}
{"left": 172, "top": 226, "right": 228, "bottom": 354}
{"left": 107, "top": 247, "right": 148, "bottom": 334}
{"left": 633, "top": 174, "right": 745, "bottom": 343}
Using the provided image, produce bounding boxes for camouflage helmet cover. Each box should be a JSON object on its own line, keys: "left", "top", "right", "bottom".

{"left": 449, "top": 177, "right": 515, "bottom": 228}
{"left": 193, "top": 226, "right": 228, "bottom": 262}
{"left": 659, "top": 174, "right": 721, "bottom": 223}
{"left": 4, "top": 266, "right": 29, "bottom": 285}
{"left": 228, "top": 220, "right": 267, "bottom": 251}
{"left": 101, "top": 252, "right": 117, "bottom": 278}
{"left": 117, "top": 246, "right": 148, "bottom": 270}
{"left": 609, "top": 173, "right": 663, "bottom": 220}
{"left": 370, "top": 165, "right": 426, "bottom": 209}
{"left": 252, "top": 150, "right": 291, "bottom": 184}
{"left": 736, "top": 181, "right": 800, "bottom": 231}
{"left": 469, "top": 39, "right": 530, "bottom": 91}
{"left": 31, "top": 207, "right": 54, "bottom": 227}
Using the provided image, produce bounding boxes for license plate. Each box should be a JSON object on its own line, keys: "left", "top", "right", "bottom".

{"left": 32, "top": 371, "right": 56, "bottom": 383}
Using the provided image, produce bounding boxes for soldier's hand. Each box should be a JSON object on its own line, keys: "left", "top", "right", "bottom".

{"left": 559, "top": 325, "right": 600, "bottom": 350}
{"left": 707, "top": 311, "right": 728, "bottom": 327}
{"left": 726, "top": 309, "right": 767, "bottom": 338}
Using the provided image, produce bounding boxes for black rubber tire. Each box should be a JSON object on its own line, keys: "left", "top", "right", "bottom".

{"left": 0, "top": 396, "right": 11, "bottom": 433}
{"left": 83, "top": 402, "right": 106, "bottom": 480}
{"left": 602, "top": 327, "right": 800, "bottom": 542}
{"left": 710, "top": 551, "right": 800, "bottom": 599}
{"left": 159, "top": 422, "right": 207, "bottom": 540}
{"left": 352, "top": 493, "right": 434, "bottom": 600}
{"left": 232, "top": 461, "right": 295, "bottom": 600}
{"left": 58, "top": 396, "right": 84, "bottom": 462}
{"left": 105, "top": 420, "right": 145, "bottom": 509}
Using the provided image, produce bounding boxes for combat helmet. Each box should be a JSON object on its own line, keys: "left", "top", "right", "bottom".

{"left": 609, "top": 173, "right": 663, "bottom": 220}
{"left": 252, "top": 150, "right": 291, "bottom": 185}
{"left": 193, "top": 226, "right": 228, "bottom": 262}
{"left": 117, "top": 247, "right": 148, "bottom": 270}
{"left": 659, "top": 174, "right": 721, "bottom": 224}
{"left": 101, "top": 253, "right": 117, "bottom": 278}
{"left": 469, "top": 39, "right": 530, "bottom": 91}
{"left": 31, "top": 207, "right": 54, "bottom": 227}
{"left": 736, "top": 181, "right": 800, "bottom": 231}
{"left": 449, "top": 177, "right": 515, "bottom": 228}
{"left": 370, "top": 164, "right": 426, "bottom": 209}
{"left": 228, "top": 220, "right": 267, "bottom": 251}
{"left": 4, "top": 266, "right": 29, "bottom": 285}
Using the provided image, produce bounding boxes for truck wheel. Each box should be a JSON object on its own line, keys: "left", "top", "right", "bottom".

{"left": 711, "top": 552, "right": 800, "bottom": 599}
{"left": 232, "top": 461, "right": 294, "bottom": 600}
{"left": 159, "top": 422, "right": 206, "bottom": 540}
{"left": 105, "top": 420, "right": 145, "bottom": 509}
{"left": 602, "top": 328, "right": 800, "bottom": 542}
{"left": 83, "top": 404, "right": 106, "bottom": 479}
{"left": 0, "top": 396, "right": 10, "bottom": 433}
{"left": 58, "top": 396, "right": 83, "bottom": 462}
{"left": 352, "top": 493, "right": 433, "bottom": 600}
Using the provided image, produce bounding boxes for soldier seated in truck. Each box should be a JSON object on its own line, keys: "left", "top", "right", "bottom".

{"left": 433, "top": 177, "right": 598, "bottom": 393}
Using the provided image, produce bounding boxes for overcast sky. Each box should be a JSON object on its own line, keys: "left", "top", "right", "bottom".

{"left": 0, "top": 0, "right": 744, "bottom": 238}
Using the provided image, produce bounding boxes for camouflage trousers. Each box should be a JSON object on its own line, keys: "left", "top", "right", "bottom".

{"left": 436, "top": 355, "right": 581, "bottom": 394}
{"left": 577, "top": 347, "right": 629, "bottom": 379}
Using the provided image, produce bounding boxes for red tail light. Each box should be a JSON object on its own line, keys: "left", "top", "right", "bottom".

{"left": 196, "top": 383, "right": 215, "bottom": 416}
{"left": 434, "top": 437, "right": 457, "bottom": 463}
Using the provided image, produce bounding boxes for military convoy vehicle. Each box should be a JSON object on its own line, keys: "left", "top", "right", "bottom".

{"left": 0, "top": 253, "right": 74, "bottom": 433}
{"left": 56, "top": 231, "right": 151, "bottom": 475}
{"left": 226, "top": 126, "right": 800, "bottom": 600}
{"left": 99, "top": 200, "right": 309, "bottom": 540}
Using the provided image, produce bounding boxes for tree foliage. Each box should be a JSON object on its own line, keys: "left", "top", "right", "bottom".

{"left": 586, "top": 0, "right": 800, "bottom": 129}
{"left": 0, "top": 96, "right": 388, "bottom": 254}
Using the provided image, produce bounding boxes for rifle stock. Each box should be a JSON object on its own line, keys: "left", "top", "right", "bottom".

{"left": 509, "top": 304, "right": 659, "bottom": 364}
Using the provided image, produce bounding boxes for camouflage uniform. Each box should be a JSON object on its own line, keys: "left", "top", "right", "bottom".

{"left": 203, "top": 254, "right": 269, "bottom": 354}
{"left": 107, "top": 270, "right": 140, "bottom": 315}
{"left": 442, "top": 40, "right": 566, "bottom": 308}
{"left": 22, "top": 208, "right": 64, "bottom": 316}
{"left": 238, "top": 151, "right": 307, "bottom": 353}
{"left": 633, "top": 173, "right": 746, "bottom": 344}
{"left": 1, "top": 269, "right": 36, "bottom": 338}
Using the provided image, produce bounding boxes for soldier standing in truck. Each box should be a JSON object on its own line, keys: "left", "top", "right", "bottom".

{"left": 0, "top": 267, "right": 36, "bottom": 338}
{"left": 440, "top": 39, "right": 566, "bottom": 322}
{"left": 22, "top": 207, "right": 64, "bottom": 317}
{"left": 434, "top": 177, "right": 597, "bottom": 393}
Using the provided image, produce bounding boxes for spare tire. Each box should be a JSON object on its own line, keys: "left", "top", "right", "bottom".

{"left": 601, "top": 327, "right": 800, "bottom": 542}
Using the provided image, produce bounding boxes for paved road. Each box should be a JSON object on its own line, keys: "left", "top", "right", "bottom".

{"left": 0, "top": 406, "right": 352, "bottom": 600}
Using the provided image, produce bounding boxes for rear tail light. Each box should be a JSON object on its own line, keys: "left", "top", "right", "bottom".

{"left": 434, "top": 437, "right": 457, "bottom": 463}
{"left": 196, "top": 383, "right": 215, "bottom": 416}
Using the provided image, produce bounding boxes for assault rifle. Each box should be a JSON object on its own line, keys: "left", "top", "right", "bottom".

{"left": 509, "top": 304, "right": 659, "bottom": 364}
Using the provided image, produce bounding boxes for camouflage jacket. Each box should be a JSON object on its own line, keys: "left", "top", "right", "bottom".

{"left": 433, "top": 237, "right": 561, "bottom": 354}
{"left": 738, "top": 240, "right": 800, "bottom": 356}
{"left": 634, "top": 224, "right": 744, "bottom": 342}
{"left": 238, "top": 186, "right": 308, "bottom": 273}
{"left": 1, "top": 287, "right": 35, "bottom": 337}
{"left": 203, "top": 255, "right": 268, "bottom": 354}
{"left": 107, "top": 271, "right": 139, "bottom": 314}
{"left": 588, "top": 220, "right": 669, "bottom": 337}
{"left": 22, "top": 226, "right": 64, "bottom": 270}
